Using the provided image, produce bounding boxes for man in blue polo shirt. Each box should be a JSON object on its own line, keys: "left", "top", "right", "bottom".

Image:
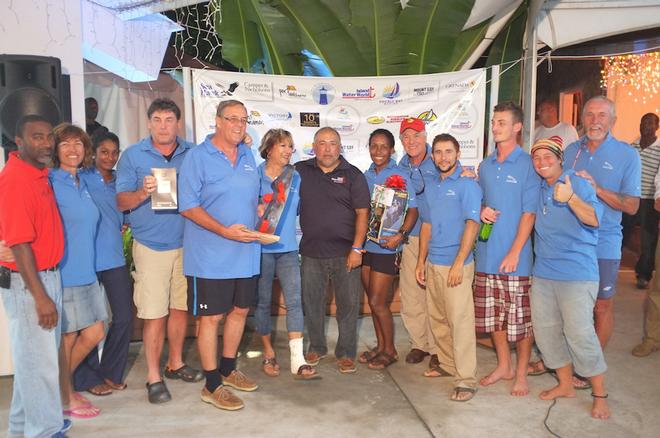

{"left": 116, "top": 98, "right": 202, "bottom": 404}
{"left": 397, "top": 118, "right": 439, "bottom": 366}
{"left": 475, "top": 102, "right": 540, "bottom": 397}
{"left": 416, "top": 133, "right": 481, "bottom": 402}
{"left": 564, "top": 96, "right": 641, "bottom": 350}
{"left": 179, "top": 99, "right": 261, "bottom": 411}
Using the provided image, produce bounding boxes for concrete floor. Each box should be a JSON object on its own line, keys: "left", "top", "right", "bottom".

{"left": 1, "top": 268, "right": 659, "bottom": 438}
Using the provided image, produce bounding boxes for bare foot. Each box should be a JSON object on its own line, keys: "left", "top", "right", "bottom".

{"left": 591, "top": 397, "right": 610, "bottom": 420}
{"left": 539, "top": 384, "right": 576, "bottom": 400}
{"left": 510, "top": 375, "right": 529, "bottom": 396}
{"left": 480, "top": 366, "right": 515, "bottom": 386}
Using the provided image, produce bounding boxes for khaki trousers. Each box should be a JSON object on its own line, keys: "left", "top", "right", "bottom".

{"left": 643, "top": 239, "right": 660, "bottom": 344}
{"left": 400, "top": 236, "right": 433, "bottom": 352}
{"left": 426, "top": 261, "right": 477, "bottom": 389}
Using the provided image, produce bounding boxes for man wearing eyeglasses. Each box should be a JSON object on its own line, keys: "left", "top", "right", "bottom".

{"left": 397, "top": 117, "right": 439, "bottom": 366}
{"left": 116, "top": 98, "right": 202, "bottom": 404}
{"left": 178, "top": 99, "right": 261, "bottom": 410}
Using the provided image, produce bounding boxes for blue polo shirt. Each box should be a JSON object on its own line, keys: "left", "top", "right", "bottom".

{"left": 533, "top": 170, "right": 603, "bottom": 281}
{"left": 564, "top": 134, "right": 641, "bottom": 259}
{"left": 179, "top": 136, "right": 261, "bottom": 279}
{"left": 420, "top": 163, "right": 482, "bottom": 265}
{"left": 398, "top": 145, "right": 438, "bottom": 236}
{"left": 80, "top": 168, "right": 126, "bottom": 272}
{"left": 115, "top": 136, "right": 192, "bottom": 251}
{"left": 364, "top": 159, "right": 417, "bottom": 254}
{"left": 49, "top": 169, "right": 100, "bottom": 287}
{"left": 258, "top": 163, "right": 300, "bottom": 254}
{"left": 476, "top": 145, "right": 540, "bottom": 276}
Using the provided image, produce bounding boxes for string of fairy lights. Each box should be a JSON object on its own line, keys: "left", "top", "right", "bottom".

{"left": 600, "top": 51, "right": 660, "bottom": 108}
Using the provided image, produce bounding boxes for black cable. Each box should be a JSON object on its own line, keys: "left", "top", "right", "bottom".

{"left": 543, "top": 399, "right": 563, "bottom": 438}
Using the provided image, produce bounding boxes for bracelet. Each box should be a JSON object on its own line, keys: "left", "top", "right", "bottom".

{"left": 567, "top": 192, "right": 575, "bottom": 203}
{"left": 351, "top": 246, "right": 365, "bottom": 254}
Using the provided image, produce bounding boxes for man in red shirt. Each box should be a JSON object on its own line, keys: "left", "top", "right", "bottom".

{"left": 0, "top": 115, "right": 66, "bottom": 438}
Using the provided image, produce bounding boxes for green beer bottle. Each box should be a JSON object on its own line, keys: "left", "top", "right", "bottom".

{"left": 478, "top": 222, "right": 493, "bottom": 242}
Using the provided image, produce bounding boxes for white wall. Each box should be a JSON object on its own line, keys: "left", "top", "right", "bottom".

{"left": 0, "top": 0, "right": 86, "bottom": 375}
{"left": 0, "top": 0, "right": 86, "bottom": 135}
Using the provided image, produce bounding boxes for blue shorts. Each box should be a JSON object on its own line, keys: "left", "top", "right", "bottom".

{"left": 597, "top": 259, "right": 621, "bottom": 299}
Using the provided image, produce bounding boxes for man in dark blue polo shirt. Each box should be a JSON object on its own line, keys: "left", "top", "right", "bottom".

{"left": 296, "top": 127, "right": 370, "bottom": 374}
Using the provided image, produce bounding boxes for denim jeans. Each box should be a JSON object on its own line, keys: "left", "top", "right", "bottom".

{"left": 530, "top": 277, "right": 607, "bottom": 377}
{"left": 2, "top": 270, "right": 64, "bottom": 438}
{"left": 74, "top": 265, "right": 134, "bottom": 390}
{"left": 255, "top": 251, "right": 304, "bottom": 335}
{"left": 301, "top": 255, "right": 361, "bottom": 359}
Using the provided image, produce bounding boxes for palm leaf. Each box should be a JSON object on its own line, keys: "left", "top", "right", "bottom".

{"left": 245, "top": 0, "right": 304, "bottom": 75}
{"left": 395, "top": 0, "right": 475, "bottom": 74}
{"left": 445, "top": 18, "right": 492, "bottom": 71}
{"left": 213, "top": 0, "right": 264, "bottom": 72}
{"left": 486, "top": 3, "right": 527, "bottom": 102}
{"left": 350, "top": 0, "right": 407, "bottom": 76}
{"left": 270, "top": 0, "right": 368, "bottom": 76}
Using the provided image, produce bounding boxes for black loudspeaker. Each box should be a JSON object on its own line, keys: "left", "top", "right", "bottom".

{"left": 0, "top": 54, "right": 71, "bottom": 159}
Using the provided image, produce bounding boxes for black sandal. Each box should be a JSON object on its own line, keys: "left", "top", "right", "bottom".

{"left": 294, "top": 364, "right": 322, "bottom": 380}
{"left": 367, "top": 352, "right": 398, "bottom": 370}
{"left": 163, "top": 364, "right": 203, "bottom": 382}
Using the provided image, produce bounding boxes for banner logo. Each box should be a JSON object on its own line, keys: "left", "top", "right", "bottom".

{"left": 417, "top": 109, "right": 438, "bottom": 123}
{"left": 312, "top": 83, "right": 335, "bottom": 105}
{"left": 341, "top": 86, "right": 376, "bottom": 100}
{"left": 382, "top": 83, "right": 401, "bottom": 99}
{"left": 278, "top": 84, "right": 307, "bottom": 99}
{"left": 300, "top": 112, "right": 320, "bottom": 128}
{"left": 327, "top": 105, "right": 360, "bottom": 135}
{"left": 199, "top": 81, "right": 238, "bottom": 98}
{"left": 242, "top": 81, "right": 274, "bottom": 101}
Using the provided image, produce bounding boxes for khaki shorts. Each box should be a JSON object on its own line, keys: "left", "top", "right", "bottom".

{"left": 132, "top": 240, "right": 187, "bottom": 319}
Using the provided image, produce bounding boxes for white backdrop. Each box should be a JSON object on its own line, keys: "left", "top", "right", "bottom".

{"left": 191, "top": 69, "right": 487, "bottom": 170}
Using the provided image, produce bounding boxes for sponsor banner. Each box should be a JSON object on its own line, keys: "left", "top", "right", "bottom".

{"left": 192, "top": 69, "right": 487, "bottom": 169}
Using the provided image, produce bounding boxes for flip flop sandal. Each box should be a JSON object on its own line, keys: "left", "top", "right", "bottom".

{"left": 573, "top": 373, "right": 592, "bottom": 390}
{"left": 450, "top": 387, "right": 477, "bottom": 402}
{"left": 367, "top": 352, "right": 398, "bottom": 370}
{"left": 104, "top": 380, "right": 127, "bottom": 390}
{"left": 527, "top": 360, "right": 549, "bottom": 376}
{"left": 63, "top": 404, "right": 101, "bottom": 419}
{"left": 358, "top": 348, "right": 379, "bottom": 364}
{"left": 87, "top": 383, "right": 113, "bottom": 396}
{"left": 262, "top": 357, "right": 280, "bottom": 377}
{"left": 423, "top": 365, "right": 453, "bottom": 378}
{"left": 294, "top": 364, "right": 322, "bottom": 381}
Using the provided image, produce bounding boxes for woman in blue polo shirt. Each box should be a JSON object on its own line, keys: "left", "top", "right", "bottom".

{"left": 360, "top": 129, "right": 418, "bottom": 369}
{"left": 255, "top": 129, "right": 318, "bottom": 380}
{"left": 530, "top": 136, "right": 609, "bottom": 420}
{"left": 74, "top": 130, "right": 133, "bottom": 397}
{"left": 50, "top": 124, "right": 106, "bottom": 419}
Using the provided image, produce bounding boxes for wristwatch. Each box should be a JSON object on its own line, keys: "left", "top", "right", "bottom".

{"left": 399, "top": 229, "right": 410, "bottom": 244}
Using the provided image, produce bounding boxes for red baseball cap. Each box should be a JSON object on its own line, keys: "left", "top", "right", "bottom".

{"left": 399, "top": 117, "right": 425, "bottom": 134}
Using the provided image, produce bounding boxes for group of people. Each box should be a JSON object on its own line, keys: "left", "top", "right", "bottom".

{"left": 0, "top": 93, "right": 646, "bottom": 437}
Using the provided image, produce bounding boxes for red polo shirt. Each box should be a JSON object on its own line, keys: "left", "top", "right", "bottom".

{"left": 0, "top": 152, "right": 64, "bottom": 271}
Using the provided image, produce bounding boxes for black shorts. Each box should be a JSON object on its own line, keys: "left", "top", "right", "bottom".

{"left": 362, "top": 252, "right": 399, "bottom": 276}
{"left": 186, "top": 276, "right": 257, "bottom": 316}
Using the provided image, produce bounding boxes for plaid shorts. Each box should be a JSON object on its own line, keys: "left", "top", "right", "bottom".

{"left": 474, "top": 273, "right": 533, "bottom": 342}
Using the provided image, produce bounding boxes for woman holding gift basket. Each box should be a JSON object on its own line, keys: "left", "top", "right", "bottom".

{"left": 255, "top": 128, "right": 319, "bottom": 380}
{"left": 360, "top": 129, "right": 419, "bottom": 369}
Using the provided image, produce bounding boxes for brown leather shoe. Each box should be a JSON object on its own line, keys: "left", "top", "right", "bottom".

{"left": 405, "top": 348, "right": 429, "bottom": 364}
{"left": 337, "top": 358, "right": 357, "bottom": 374}
{"left": 201, "top": 386, "right": 244, "bottom": 411}
{"left": 222, "top": 370, "right": 258, "bottom": 392}
{"left": 305, "top": 352, "right": 327, "bottom": 366}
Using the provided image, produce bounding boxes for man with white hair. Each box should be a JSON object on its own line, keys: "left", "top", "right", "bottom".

{"left": 563, "top": 96, "right": 641, "bottom": 354}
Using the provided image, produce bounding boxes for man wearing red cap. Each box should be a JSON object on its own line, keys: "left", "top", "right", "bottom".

{"left": 397, "top": 117, "right": 439, "bottom": 366}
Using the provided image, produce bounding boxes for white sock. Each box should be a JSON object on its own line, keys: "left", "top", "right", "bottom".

{"left": 289, "top": 337, "right": 307, "bottom": 374}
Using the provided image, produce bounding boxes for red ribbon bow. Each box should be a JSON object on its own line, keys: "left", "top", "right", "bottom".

{"left": 384, "top": 174, "right": 406, "bottom": 191}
